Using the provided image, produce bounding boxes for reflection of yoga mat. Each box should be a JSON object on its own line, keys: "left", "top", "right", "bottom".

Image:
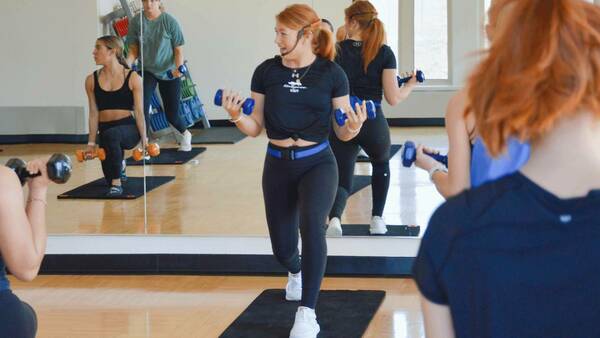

{"left": 341, "top": 224, "right": 421, "bottom": 237}
{"left": 57, "top": 176, "right": 174, "bottom": 200}
{"left": 191, "top": 127, "right": 246, "bottom": 144}
{"left": 220, "top": 289, "right": 385, "bottom": 338}
{"left": 125, "top": 147, "right": 206, "bottom": 165}
{"left": 350, "top": 175, "right": 371, "bottom": 195}
{"left": 356, "top": 144, "right": 402, "bottom": 162}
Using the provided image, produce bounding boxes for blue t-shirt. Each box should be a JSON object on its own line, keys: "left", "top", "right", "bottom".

{"left": 470, "top": 137, "right": 530, "bottom": 187}
{"left": 413, "top": 172, "right": 600, "bottom": 338}
{"left": 251, "top": 56, "right": 349, "bottom": 142}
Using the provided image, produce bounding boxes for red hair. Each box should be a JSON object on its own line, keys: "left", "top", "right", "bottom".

{"left": 467, "top": 0, "right": 600, "bottom": 156}
{"left": 345, "top": 1, "right": 385, "bottom": 73}
{"left": 276, "top": 4, "right": 335, "bottom": 61}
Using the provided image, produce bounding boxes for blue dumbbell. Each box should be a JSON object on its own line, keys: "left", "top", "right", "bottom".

{"left": 214, "top": 89, "right": 255, "bottom": 115}
{"left": 167, "top": 64, "right": 188, "bottom": 79}
{"left": 397, "top": 70, "right": 425, "bottom": 86}
{"left": 402, "top": 140, "right": 448, "bottom": 168}
{"left": 334, "top": 97, "right": 377, "bottom": 126}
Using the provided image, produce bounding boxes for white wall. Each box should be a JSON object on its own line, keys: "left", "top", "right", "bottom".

{"left": 0, "top": 0, "right": 101, "bottom": 135}
{"left": 0, "top": 0, "right": 488, "bottom": 135}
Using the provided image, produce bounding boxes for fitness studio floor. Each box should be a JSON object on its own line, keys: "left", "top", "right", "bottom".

{"left": 0, "top": 127, "right": 446, "bottom": 236}
{"left": 5, "top": 126, "right": 446, "bottom": 338}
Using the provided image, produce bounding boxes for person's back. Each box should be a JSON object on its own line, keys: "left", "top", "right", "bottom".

{"left": 414, "top": 173, "right": 600, "bottom": 338}
{"left": 470, "top": 136, "right": 530, "bottom": 187}
{"left": 413, "top": 1, "right": 600, "bottom": 337}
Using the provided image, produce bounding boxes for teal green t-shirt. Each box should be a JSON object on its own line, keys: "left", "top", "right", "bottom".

{"left": 127, "top": 12, "right": 185, "bottom": 80}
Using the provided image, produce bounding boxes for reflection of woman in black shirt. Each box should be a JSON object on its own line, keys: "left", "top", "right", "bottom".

{"left": 85, "top": 36, "right": 146, "bottom": 197}
{"left": 327, "top": 0, "right": 417, "bottom": 236}
{"left": 219, "top": 4, "right": 366, "bottom": 337}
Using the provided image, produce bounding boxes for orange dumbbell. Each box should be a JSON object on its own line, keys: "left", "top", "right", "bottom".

{"left": 75, "top": 148, "right": 106, "bottom": 162}
{"left": 132, "top": 143, "right": 160, "bottom": 161}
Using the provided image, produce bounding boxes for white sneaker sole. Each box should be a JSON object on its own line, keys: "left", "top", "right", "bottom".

{"left": 285, "top": 291, "right": 301, "bottom": 301}
{"left": 370, "top": 226, "right": 388, "bottom": 235}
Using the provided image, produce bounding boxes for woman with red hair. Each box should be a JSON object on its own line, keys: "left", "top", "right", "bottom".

{"left": 414, "top": 0, "right": 529, "bottom": 199}
{"left": 219, "top": 4, "right": 366, "bottom": 337}
{"left": 413, "top": 0, "right": 600, "bottom": 337}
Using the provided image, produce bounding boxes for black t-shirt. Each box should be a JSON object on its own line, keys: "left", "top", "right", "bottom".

{"left": 335, "top": 39, "right": 397, "bottom": 101}
{"left": 251, "top": 56, "right": 349, "bottom": 142}
{"left": 413, "top": 172, "right": 600, "bottom": 338}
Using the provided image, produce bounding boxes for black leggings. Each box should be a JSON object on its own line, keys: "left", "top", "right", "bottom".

{"left": 142, "top": 72, "right": 187, "bottom": 133}
{"left": 98, "top": 117, "right": 140, "bottom": 184}
{"left": 329, "top": 107, "right": 391, "bottom": 218}
{"left": 262, "top": 144, "right": 338, "bottom": 309}
{"left": 0, "top": 290, "right": 37, "bottom": 338}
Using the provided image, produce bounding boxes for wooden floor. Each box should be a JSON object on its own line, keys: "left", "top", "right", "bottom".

{"left": 0, "top": 127, "right": 446, "bottom": 236}
{"left": 11, "top": 275, "right": 424, "bottom": 338}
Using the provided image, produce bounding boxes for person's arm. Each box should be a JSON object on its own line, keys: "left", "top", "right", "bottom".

{"left": 382, "top": 69, "right": 417, "bottom": 106}
{"left": 126, "top": 44, "right": 139, "bottom": 67}
{"left": 172, "top": 46, "right": 185, "bottom": 76}
{"left": 221, "top": 90, "right": 264, "bottom": 137}
{"left": 332, "top": 96, "right": 367, "bottom": 141}
{"left": 130, "top": 72, "right": 148, "bottom": 146}
{"left": 0, "top": 160, "right": 50, "bottom": 282}
{"left": 415, "top": 89, "right": 471, "bottom": 198}
{"left": 85, "top": 74, "right": 100, "bottom": 154}
{"left": 421, "top": 296, "right": 456, "bottom": 338}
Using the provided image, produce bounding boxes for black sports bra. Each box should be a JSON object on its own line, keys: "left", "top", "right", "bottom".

{"left": 93, "top": 70, "right": 134, "bottom": 112}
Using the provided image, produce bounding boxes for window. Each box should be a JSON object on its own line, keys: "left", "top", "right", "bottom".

{"left": 370, "top": 0, "right": 399, "bottom": 60}
{"left": 414, "top": 0, "right": 448, "bottom": 80}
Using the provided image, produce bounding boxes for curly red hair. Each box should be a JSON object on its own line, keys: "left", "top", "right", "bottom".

{"left": 467, "top": 0, "right": 600, "bottom": 156}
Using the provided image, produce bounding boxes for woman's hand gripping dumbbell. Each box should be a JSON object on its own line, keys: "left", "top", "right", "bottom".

{"left": 402, "top": 140, "right": 448, "bottom": 168}
{"left": 214, "top": 89, "right": 256, "bottom": 117}
{"left": 6, "top": 154, "right": 72, "bottom": 185}
{"left": 397, "top": 70, "right": 425, "bottom": 87}
{"left": 335, "top": 96, "right": 376, "bottom": 127}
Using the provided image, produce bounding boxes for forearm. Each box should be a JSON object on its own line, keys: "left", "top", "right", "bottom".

{"left": 432, "top": 171, "right": 467, "bottom": 199}
{"left": 88, "top": 114, "right": 99, "bottom": 144}
{"left": 232, "top": 115, "right": 262, "bottom": 137}
{"left": 336, "top": 125, "right": 360, "bottom": 142}
{"left": 25, "top": 187, "right": 48, "bottom": 268}
{"left": 174, "top": 48, "right": 184, "bottom": 68}
{"left": 134, "top": 110, "right": 147, "bottom": 141}
{"left": 127, "top": 44, "right": 139, "bottom": 66}
{"left": 395, "top": 84, "right": 415, "bottom": 103}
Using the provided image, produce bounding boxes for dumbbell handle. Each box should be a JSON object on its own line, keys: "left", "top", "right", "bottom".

{"left": 214, "top": 89, "right": 255, "bottom": 115}
{"left": 167, "top": 64, "right": 188, "bottom": 79}
{"left": 6, "top": 154, "right": 72, "bottom": 185}
{"left": 398, "top": 70, "right": 425, "bottom": 86}
{"left": 133, "top": 143, "right": 160, "bottom": 161}
{"left": 402, "top": 141, "right": 448, "bottom": 168}
{"left": 76, "top": 148, "right": 105, "bottom": 162}
{"left": 334, "top": 98, "right": 377, "bottom": 127}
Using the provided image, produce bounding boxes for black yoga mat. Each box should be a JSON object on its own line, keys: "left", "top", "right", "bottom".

{"left": 341, "top": 224, "right": 421, "bottom": 237}
{"left": 125, "top": 147, "right": 206, "bottom": 165}
{"left": 356, "top": 144, "right": 402, "bottom": 162}
{"left": 191, "top": 127, "right": 246, "bottom": 144}
{"left": 57, "top": 176, "right": 174, "bottom": 200}
{"left": 220, "top": 289, "right": 385, "bottom": 338}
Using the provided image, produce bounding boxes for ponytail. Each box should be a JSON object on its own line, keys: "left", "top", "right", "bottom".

{"left": 97, "top": 35, "right": 130, "bottom": 69}
{"left": 344, "top": 1, "right": 385, "bottom": 73}
{"left": 312, "top": 25, "right": 335, "bottom": 61}
{"left": 361, "top": 18, "right": 385, "bottom": 73}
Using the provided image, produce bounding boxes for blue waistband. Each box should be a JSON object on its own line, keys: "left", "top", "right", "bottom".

{"left": 267, "top": 141, "right": 329, "bottom": 160}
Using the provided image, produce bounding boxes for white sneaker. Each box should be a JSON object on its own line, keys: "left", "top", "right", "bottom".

{"left": 285, "top": 271, "right": 302, "bottom": 301}
{"left": 326, "top": 217, "right": 343, "bottom": 237}
{"left": 370, "top": 216, "right": 388, "bottom": 234}
{"left": 289, "top": 306, "right": 320, "bottom": 338}
{"left": 178, "top": 130, "right": 192, "bottom": 152}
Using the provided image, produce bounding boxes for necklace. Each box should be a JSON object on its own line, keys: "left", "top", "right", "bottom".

{"left": 291, "top": 61, "right": 314, "bottom": 86}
